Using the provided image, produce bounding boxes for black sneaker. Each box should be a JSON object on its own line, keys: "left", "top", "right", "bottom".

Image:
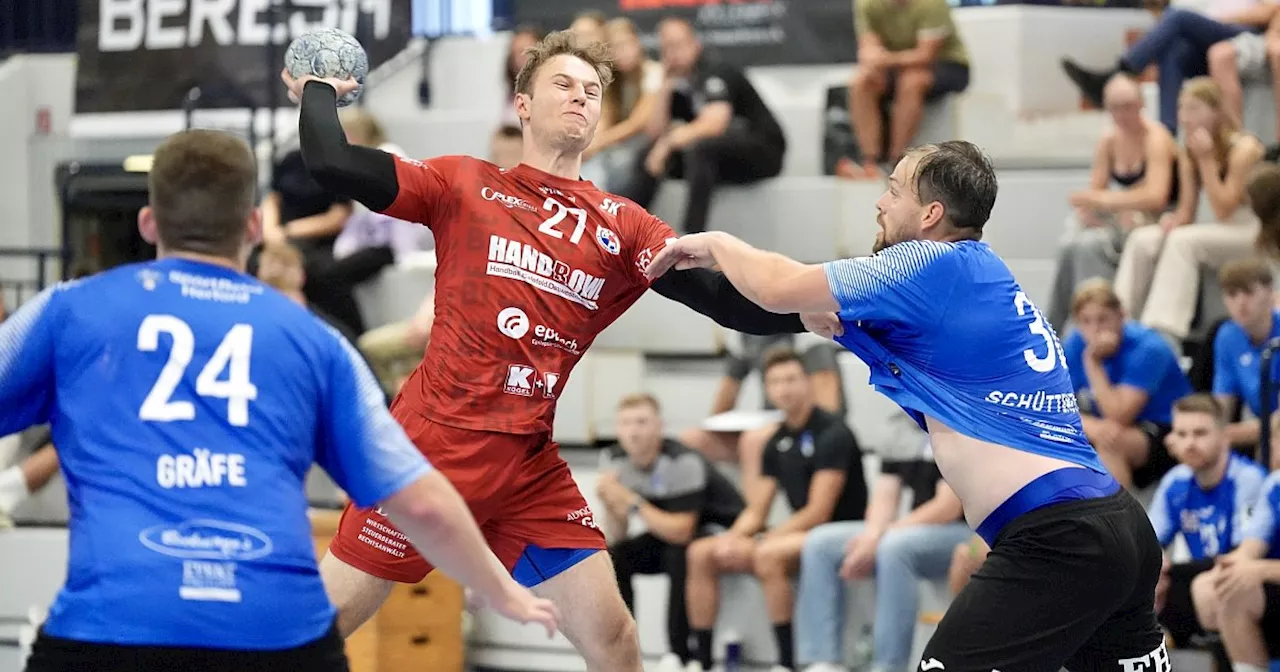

{"left": 1060, "top": 58, "right": 1111, "bottom": 108}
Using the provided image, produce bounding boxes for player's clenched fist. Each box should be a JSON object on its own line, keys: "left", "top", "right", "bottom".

{"left": 280, "top": 69, "right": 360, "bottom": 105}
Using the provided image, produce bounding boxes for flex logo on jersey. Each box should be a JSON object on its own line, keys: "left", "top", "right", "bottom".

{"left": 487, "top": 235, "right": 606, "bottom": 310}
{"left": 481, "top": 186, "right": 538, "bottom": 213}
{"left": 504, "top": 364, "right": 560, "bottom": 399}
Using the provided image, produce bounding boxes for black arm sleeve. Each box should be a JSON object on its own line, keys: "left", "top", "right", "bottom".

{"left": 298, "top": 81, "right": 401, "bottom": 211}
{"left": 650, "top": 268, "right": 805, "bottom": 335}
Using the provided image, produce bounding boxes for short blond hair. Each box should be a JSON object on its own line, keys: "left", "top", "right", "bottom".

{"left": 512, "top": 29, "right": 614, "bottom": 97}
{"left": 1173, "top": 393, "right": 1225, "bottom": 425}
{"left": 1070, "top": 278, "right": 1123, "bottom": 316}
{"left": 617, "top": 392, "right": 660, "bottom": 414}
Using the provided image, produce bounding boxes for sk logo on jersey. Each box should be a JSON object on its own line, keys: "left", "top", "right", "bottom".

{"left": 504, "top": 364, "right": 560, "bottom": 399}
{"left": 596, "top": 226, "right": 621, "bottom": 255}
{"left": 600, "top": 198, "right": 625, "bottom": 217}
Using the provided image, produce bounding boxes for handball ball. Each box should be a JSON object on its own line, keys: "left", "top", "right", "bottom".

{"left": 284, "top": 28, "right": 368, "bottom": 107}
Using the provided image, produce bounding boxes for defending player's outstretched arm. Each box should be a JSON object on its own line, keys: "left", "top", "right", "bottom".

{"left": 649, "top": 232, "right": 841, "bottom": 314}
{"left": 649, "top": 268, "right": 805, "bottom": 335}
{"left": 298, "top": 80, "right": 401, "bottom": 211}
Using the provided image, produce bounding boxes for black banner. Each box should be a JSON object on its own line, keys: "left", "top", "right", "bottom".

{"left": 513, "top": 0, "right": 858, "bottom": 66}
{"left": 76, "top": 0, "right": 412, "bottom": 113}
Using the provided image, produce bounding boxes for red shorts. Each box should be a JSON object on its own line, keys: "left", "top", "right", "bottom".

{"left": 328, "top": 406, "right": 606, "bottom": 585}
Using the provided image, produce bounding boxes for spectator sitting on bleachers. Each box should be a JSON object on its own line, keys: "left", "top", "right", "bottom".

{"left": 1150, "top": 394, "right": 1266, "bottom": 656}
{"left": 1212, "top": 258, "right": 1280, "bottom": 454}
{"left": 1207, "top": 4, "right": 1280, "bottom": 142}
{"left": 618, "top": 16, "right": 785, "bottom": 234}
{"left": 1190, "top": 439, "right": 1280, "bottom": 670}
{"left": 1047, "top": 76, "right": 1177, "bottom": 332}
{"left": 1113, "top": 77, "right": 1264, "bottom": 346}
{"left": 685, "top": 348, "right": 866, "bottom": 672}
{"left": 844, "top": 0, "right": 970, "bottom": 179}
{"left": 795, "top": 439, "right": 966, "bottom": 672}
{"left": 596, "top": 394, "right": 745, "bottom": 672}
{"left": 1064, "top": 279, "right": 1190, "bottom": 489}
{"left": 1062, "top": 0, "right": 1276, "bottom": 134}
{"left": 680, "top": 335, "right": 844, "bottom": 507}
{"left": 501, "top": 24, "right": 545, "bottom": 128}
{"left": 581, "top": 18, "right": 664, "bottom": 193}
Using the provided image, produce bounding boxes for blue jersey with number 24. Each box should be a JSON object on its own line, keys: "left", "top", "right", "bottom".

{"left": 0, "top": 258, "right": 431, "bottom": 650}
{"left": 825, "top": 240, "right": 1105, "bottom": 473}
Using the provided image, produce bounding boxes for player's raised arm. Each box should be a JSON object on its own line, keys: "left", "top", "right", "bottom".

{"left": 316, "top": 332, "right": 559, "bottom": 634}
{"left": 293, "top": 79, "right": 400, "bottom": 211}
{"left": 0, "top": 286, "right": 59, "bottom": 436}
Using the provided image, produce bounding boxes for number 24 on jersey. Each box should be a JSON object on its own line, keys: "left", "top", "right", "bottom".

{"left": 136, "top": 315, "right": 258, "bottom": 427}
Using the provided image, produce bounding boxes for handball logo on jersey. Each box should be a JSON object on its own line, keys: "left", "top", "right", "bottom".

{"left": 481, "top": 186, "right": 538, "bottom": 213}
{"left": 595, "top": 226, "right": 621, "bottom": 255}
{"left": 487, "top": 235, "right": 606, "bottom": 310}
{"left": 497, "top": 307, "right": 531, "bottom": 339}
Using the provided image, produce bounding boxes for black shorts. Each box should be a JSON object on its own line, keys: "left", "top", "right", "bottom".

{"left": 23, "top": 623, "right": 348, "bottom": 672}
{"left": 1132, "top": 421, "right": 1175, "bottom": 490}
{"left": 921, "top": 490, "right": 1167, "bottom": 671}
{"left": 1266, "top": 582, "right": 1280, "bottom": 657}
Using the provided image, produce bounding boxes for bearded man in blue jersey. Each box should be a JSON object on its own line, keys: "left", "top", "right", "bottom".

{"left": 645, "top": 140, "right": 1168, "bottom": 672}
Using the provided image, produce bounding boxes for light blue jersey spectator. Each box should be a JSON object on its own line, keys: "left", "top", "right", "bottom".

{"left": 1064, "top": 279, "right": 1190, "bottom": 488}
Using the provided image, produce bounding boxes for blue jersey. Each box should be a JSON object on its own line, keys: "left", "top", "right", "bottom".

{"left": 1212, "top": 310, "right": 1280, "bottom": 418}
{"left": 0, "top": 258, "right": 432, "bottom": 649}
{"left": 1063, "top": 321, "right": 1190, "bottom": 425}
{"left": 824, "top": 240, "right": 1104, "bottom": 473}
{"left": 1243, "top": 470, "right": 1280, "bottom": 559}
{"left": 1146, "top": 454, "right": 1265, "bottom": 559}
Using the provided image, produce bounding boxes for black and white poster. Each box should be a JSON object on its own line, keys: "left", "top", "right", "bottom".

{"left": 76, "top": 0, "right": 412, "bottom": 113}
{"left": 512, "top": 0, "right": 858, "bottom": 66}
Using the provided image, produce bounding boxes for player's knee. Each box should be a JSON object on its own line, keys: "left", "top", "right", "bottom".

{"left": 587, "top": 605, "right": 641, "bottom": 661}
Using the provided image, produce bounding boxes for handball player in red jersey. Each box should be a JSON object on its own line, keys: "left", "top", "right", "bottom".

{"left": 284, "top": 30, "right": 831, "bottom": 670}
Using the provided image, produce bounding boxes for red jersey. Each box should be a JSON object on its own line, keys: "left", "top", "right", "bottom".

{"left": 381, "top": 156, "right": 676, "bottom": 435}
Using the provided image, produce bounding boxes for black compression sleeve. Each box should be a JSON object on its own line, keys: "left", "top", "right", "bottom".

{"left": 650, "top": 268, "right": 805, "bottom": 335}
{"left": 298, "top": 81, "right": 400, "bottom": 211}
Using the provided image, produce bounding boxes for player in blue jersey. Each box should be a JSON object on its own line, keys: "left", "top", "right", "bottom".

{"left": 1146, "top": 394, "right": 1265, "bottom": 652}
{"left": 645, "top": 140, "right": 1169, "bottom": 670}
{"left": 0, "top": 129, "right": 557, "bottom": 672}
{"left": 1208, "top": 465, "right": 1280, "bottom": 672}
